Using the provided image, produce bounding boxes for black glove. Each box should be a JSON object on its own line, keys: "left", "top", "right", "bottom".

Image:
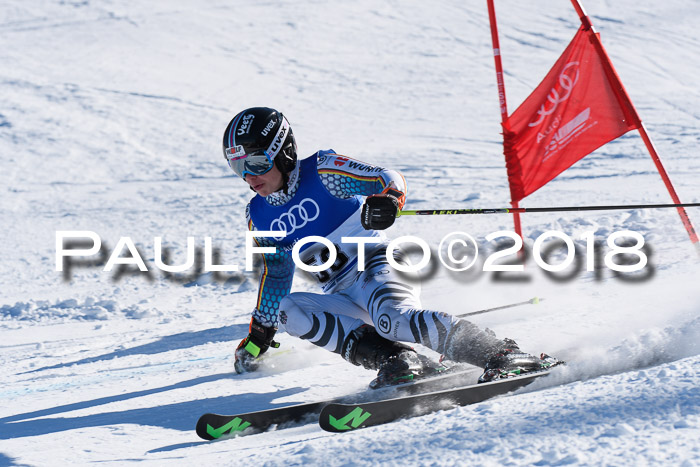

{"left": 234, "top": 317, "right": 279, "bottom": 374}
{"left": 361, "top": 189, "right": 403, "bottom": 230}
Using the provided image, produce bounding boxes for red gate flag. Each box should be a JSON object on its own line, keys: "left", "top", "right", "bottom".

{"left": 502, "top": 25, "right": 640, "bottom": 203}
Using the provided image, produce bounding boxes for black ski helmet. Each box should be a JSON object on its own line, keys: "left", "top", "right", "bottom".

{"left": 222, "top": 107, "right": 297, "bottom": 177}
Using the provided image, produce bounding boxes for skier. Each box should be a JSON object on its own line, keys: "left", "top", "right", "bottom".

{"left": 224, "top": 107, "right": 552, "bottom": 387}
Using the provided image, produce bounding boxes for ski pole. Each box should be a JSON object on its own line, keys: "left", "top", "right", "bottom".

{"left": 456, "top": 297, "right": 543, "bottom": 318}
{"left": 398, "top": 202, "right": 700, "bottom": 217}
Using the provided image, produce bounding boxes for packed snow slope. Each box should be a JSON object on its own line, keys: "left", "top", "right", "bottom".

{"left": 1, "top": 0, "right": 699, "bottom": 465}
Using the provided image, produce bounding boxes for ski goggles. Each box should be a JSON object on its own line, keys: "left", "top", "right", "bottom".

{"left": 225, "top": 146, "right": 275, "bottom": 179}
{"left": 225, "top": 116, "right": 291, "bottom": 179}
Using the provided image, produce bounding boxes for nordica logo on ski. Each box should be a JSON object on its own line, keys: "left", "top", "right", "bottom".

{"left": 206, "top": 417, "right": 252, "bottom": 438}
{"left": 328, "top": 407, "right": 372, "bottom": 431}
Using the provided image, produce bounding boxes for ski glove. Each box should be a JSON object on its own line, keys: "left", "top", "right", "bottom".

{"left": 234, "top": 317, "right": 279, "bottom": 374}
{"left": 361, "top": 187, "right": 405, "bottom": 230}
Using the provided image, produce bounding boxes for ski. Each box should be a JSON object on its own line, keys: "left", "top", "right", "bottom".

{"left": 196, "top": 400, "right": 329, "bottom": 440}
{"left": 319, "top": 368, "right": 557, "bottom": 433}
{"left": 195, "top": 366, "right": 480, "bottom": 440}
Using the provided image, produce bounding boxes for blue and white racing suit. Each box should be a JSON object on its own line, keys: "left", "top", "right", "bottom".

{"left": 245, "top": 150, "right": 460, "bottom": 357}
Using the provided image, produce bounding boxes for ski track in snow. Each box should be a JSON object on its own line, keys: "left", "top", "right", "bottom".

{"left": 1, "top": 0, "right": 699, "bottom": 465}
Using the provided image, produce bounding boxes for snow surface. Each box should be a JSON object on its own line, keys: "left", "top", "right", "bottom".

{"left": 1, "top": 0, "right": 699, "bottom": 465}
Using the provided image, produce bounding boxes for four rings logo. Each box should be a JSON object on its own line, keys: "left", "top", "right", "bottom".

{"left": 269, "top": 198, "right": 320, "bottom": 239}
{"left": 528, "top": 61, "right": 580, "bottom": 128}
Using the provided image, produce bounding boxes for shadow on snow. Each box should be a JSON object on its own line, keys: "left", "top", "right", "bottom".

{"left": 0, "top": 376, "right": 309, "bottom": 440}
{"left": 19, "top": 324, "right": 248, "bottom": 375}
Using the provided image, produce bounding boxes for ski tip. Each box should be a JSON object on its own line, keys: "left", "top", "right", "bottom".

{"left": 196, "top": 413, "right": 256, "bottom": 441}
{"left": 195, "top": 415, "right": 217, "bottom": 441}
{"left": 319, "top": 404, "right": 373, "bottom": 433}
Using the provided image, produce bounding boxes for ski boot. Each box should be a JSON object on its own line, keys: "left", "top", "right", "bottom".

{"left": 341, "top": 325, "right": 443, "bottom": 389}
{"left": 234, "top": 317, "right": 279, "bottom": 374}
{"left": 374, "top": 352, "right": 451, "bottom": 389}
{"left": 372, "top": 349, "right": 426, "bottom": 389}
{"left": 477, "top": 338, "right": 560, "bottom": 383}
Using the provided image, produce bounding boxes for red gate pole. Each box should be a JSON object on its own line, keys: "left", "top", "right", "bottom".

{"left": 486, "top": 0, "right": 523, "bottom": 241}
{"left": 570, "top": 0, "right": 700, "bottom": 253}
